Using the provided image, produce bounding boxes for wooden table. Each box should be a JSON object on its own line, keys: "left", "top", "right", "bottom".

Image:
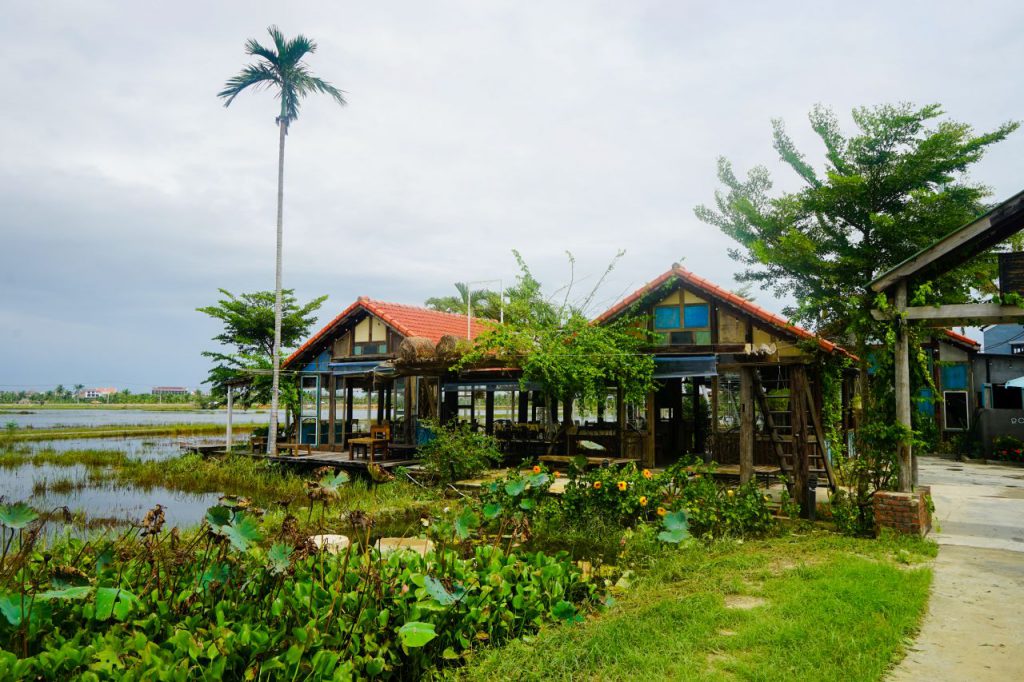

{"left": 348, "top": 437, "right": 388, "bottom": 463}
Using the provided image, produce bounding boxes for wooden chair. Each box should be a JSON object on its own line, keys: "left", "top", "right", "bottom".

{"left": 368, "top": 424, "right": 391, "bottom": 463}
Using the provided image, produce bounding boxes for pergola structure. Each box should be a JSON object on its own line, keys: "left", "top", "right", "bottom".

{"left": 870, "top": 190, "right": 1024, "bottom": 490}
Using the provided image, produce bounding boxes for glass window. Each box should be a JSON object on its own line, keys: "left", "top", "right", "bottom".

{"left": 683, "top": 304, "right": 710, "bottom": 328}
{"left": 670, "top": 331, "right": 694, "bottom": 345}
{"left": 693, "top": 330, "right": 712, "bottom": 345}
{"left": 654, "top": 306, "right": 681, "bottom": 330}
{"left": 943, "top": 391, "right": 969, "bottom": 430}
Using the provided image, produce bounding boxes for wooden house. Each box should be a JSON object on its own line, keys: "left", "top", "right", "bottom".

{"left": 281, "top": 297, "right": 489, "bottom": 452}
{"left": 593, "top": 264, "right": 857, "bottom": 489}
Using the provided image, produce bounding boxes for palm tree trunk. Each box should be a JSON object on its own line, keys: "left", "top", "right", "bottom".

{"left": 267, "top": 118, "right": 287, "bottom": 455}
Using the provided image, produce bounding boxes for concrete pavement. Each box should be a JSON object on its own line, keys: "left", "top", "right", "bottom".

{"left": 888, "top": 456, "right": 1024, "bottom": 680}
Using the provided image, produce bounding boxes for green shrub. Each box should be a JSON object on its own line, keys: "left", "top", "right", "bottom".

{"left": 418, "top": 420, "right": 502, "bottom": 485}
{"left": 0, "top": 502, "right": 599, "bottom": 680}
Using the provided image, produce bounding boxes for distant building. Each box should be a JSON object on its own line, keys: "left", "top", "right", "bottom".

{"left": 78, "top": 387, "right": 117, "bottom": 399}
{"left": 151, "top": 386, "right": 190, "bottom": 396}
{"left": 982, "top": 324, "right": 1024, "bottom": 356}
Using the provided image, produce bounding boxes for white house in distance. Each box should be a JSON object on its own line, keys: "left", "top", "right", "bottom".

{"left": 77, "top": 387, "right": 117, "bottom": 399}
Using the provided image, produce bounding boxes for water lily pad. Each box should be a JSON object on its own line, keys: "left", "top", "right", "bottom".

{"left": 398, "top": 621, "right": 437, "bottom": 648}
{"left": 454, "top": 508, "right": 478, "bottom": 540}
{"left": 0, "top": 502, "right": 38, "bottom": 530}
{"left": 94, "top": 587, "right": 138, "bottom": 622}
{"left": 268, "top": 543, "right": 293, "bottom": 575}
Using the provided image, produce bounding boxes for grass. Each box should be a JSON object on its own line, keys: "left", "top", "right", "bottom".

{"left": 0, "top": 447, "right": 130, "bottom": 469}
{"left": 459, "top": 530, "right": 935, "bottom": 681}
{"left": 5, "top": 422, "right": 260, "bottom": 442}
{"left": 0, "top": 403, "right": 206, "bottom": 411}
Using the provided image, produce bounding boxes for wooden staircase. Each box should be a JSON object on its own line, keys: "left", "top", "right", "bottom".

{"left": 752, "top": 367, "right": 836, "bottom": 491}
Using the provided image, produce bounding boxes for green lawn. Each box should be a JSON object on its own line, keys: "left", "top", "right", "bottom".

{"left": 459, "top": 531, "right": 934, "bottom": 681}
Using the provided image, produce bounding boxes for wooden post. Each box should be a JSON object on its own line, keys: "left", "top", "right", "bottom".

{"left": 485, "top": 389, "right": 495, "bottom": 435}
{"left": 692, "top": 378, "right": 702, "bottom": 454}
{"left": 739, "top": 367, "right": 754, "bottom": 485}
{"left": 617, "top": 385, "right": 626, "bottom": 458}
{"left": 709, "top": 375, "right": 719, "bottom": 465}
{"left": 518, "top": 389, "right": 529, "bottom": 423}
{"left": 225, "top": 385, "right": 233, "bottom": 452}
{"left": 341, "top": 378, "right": 350, "bottom": 449}
{"left": 895, "top": 281, "right": 913, "bottom": 491}
{"left": 327, "top": 374, "right": 337, "bottom": 448}
{"left": 643, "top": 391, "right": 656, "bottom": 468}
{"left": 790, "top": 366, "right": 811, "bottom": 516}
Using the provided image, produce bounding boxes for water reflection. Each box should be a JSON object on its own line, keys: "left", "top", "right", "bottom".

{"left": 1, "top": 435, "right": 241, "bottom": 532}
{"left": 2, "top": 408, "right": 280, "bottom": 429}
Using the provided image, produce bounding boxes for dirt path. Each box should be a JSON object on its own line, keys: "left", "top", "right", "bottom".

{"left": 888, "top": 457, "right": 1024, "bottom": 680}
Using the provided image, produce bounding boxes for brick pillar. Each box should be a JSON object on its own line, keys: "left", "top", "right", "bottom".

{"left": 872, "top": 486, "right": 932, "bottom": 536}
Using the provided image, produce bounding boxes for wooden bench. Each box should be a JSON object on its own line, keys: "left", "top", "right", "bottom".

{"left": 539, "top": 455, "right": 637, "bottom": 469}
{"left": 275, "top": 442, "right": 313, "bottom": 457}
{"left": 689, "top": 464, "right": 782, "bottom": 486}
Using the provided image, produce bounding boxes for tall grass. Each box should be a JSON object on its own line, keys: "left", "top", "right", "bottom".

{"left": 0, "top": 448, "right": 129, "bottom": 469}
{"left": 7, "top": 422, "right": 260, "bottom": 442}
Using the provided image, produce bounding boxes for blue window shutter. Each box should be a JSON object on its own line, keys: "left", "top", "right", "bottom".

{"left": 683, "top": 304, "right": 709, "bottom": 328}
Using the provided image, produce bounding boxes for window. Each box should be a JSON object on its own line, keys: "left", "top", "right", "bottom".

{"left": 683, "top": 304, "right": 709, "bottom": 328}
{"left": 1012, "top": 344, "right": 1024, "bottom": 356}
{"left": 992, "top": 384, "right": 1023, "bottom": 410}
{"left": 353, "top": 342, "right": 387, "bottom": 356}
{"left": 943, "top": 391, "right": 969, "bottom": 431}
{"left": 654, "top": 306, "right": 681, "bottom": 330}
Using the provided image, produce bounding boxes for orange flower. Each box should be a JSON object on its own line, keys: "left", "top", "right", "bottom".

{"left": 593, "top": 481, "right": 602, "bottom": 490}
{"left": 553, "top": 471, "right": 562, "bottom": 478}
{"left": 656, "top": 507, "right": 667, "bottom": 517}
{"left": 617, "top": 481, "right": 628, "bottom": 491}
{"left": 642, "top": 469, "right": 653, "bottom": 479}
{"left": 639, "top": 496, "right": 648, "bottom": 507}
{"left": 532, "top": 465, "right": 542, "bottom": 474}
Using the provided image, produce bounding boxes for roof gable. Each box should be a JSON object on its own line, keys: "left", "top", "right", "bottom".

{"left": 284, "top": 297, "right": 489, "bottom": 369}
{"left": 594, "top": 264, "right": 853, "bottom": 358}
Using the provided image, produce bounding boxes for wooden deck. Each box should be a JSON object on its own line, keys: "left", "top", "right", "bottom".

{"left": 251, "top": 448, "right": 419, "bottom": 473}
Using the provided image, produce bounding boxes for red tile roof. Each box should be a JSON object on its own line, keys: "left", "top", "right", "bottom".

{"left": 284, "top": 297, "right": 490, "bottom": 368}
{"left": 942, "top": 328, "right": 980, "bottom": 350}
{"left": 594, "top": 264, "right": 855, "bottom": 359}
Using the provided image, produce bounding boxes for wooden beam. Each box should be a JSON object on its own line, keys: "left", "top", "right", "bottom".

{"left": 871, "top": 189, "right": 1024, "bottom": 293}
{"left": 872, "top": 302, "right": 1024, "bottom": 325}
{"left": 739, "top": 367, "right": 754, "bottom": 485}
{"left": 790, "top": 366, "right": 810, "bottom": 515}
{"left": 327, "top": 374, "right": 337, "bottom": 447}
{"left": 644, "top": 392, "right": 656, "bottom": 468}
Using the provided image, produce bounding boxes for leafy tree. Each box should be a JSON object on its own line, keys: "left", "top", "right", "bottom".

{"left": 696, "top": 102, "right": 1017, "bottom": 494}
{"left": 198, "top": 289, "right": 326, "bottom": 412}
{"left": 458, "top": 252, "right": 654, "bottom": 410}
{"left": 425, "top": 282, "right": 503, "bottom": 321}
{"left": 219, "top": 26, "right": 346, "bottom": 453}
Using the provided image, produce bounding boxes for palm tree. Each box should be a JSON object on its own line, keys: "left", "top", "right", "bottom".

{"left": 219, "top": 26, "right": 345, "bottom": 454}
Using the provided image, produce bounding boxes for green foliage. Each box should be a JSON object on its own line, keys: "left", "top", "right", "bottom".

{"left": 219, "top": 26, "right": 346, "bottom": 126}
{"left": 656, "top": 510, "right": 691, "bottom": 544}
{"left": 425, "top": 282, "right": 503, "bottom": 320}
{"left": 560, "top": 462, "right": 664, "bottom": 525}
{"left": 198, "top": 288, "right": 326, "bottom": 409}
{"left": 697, "top": 102, "right": 1018, "bottom": 494}
{"left": 0, "top": 502, "right": 598, "bottom": 680}
{"left": 696, "top": 103, "right": 1016, "bottom": 339}
{"left": 417, "top": 420, "right": 502, "bottom": 485}
{"left": 457, "top": 252, "right": 656, "bottom": 406}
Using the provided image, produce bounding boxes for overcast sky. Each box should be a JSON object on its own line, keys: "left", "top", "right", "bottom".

{"left": 2, "top": 1, "right": 1022, "bottom": 391}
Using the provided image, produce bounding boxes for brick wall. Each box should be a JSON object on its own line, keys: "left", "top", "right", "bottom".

{"left": 873, "top": 486, "right": 932, "bottom": 536}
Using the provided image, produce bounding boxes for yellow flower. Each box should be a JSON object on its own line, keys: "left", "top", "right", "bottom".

{"left": 763, "top": 494, "right": 771, "bottom": 502}
{"left": 639, "top": 496, "right": 648, "bottom": 507}
{"left": 727, "top": 489, "right": 735, "bottom": 498}
{"left": 656, "top": 507, "right": 667, "bottom": 517}
{"left": 617, "top": 481, "right": 628, "bottom": 491}
{"left": 553, "top": 471, "right": 562, "bottom": 478}
{"left": 694, "top": 474, "right": 702, "bottom": 479}
{"left": 532, "top": 465, "right": 542, "bottom": 474}
{"left": 593, "top": 481, "right": 602, "bottom": 490}
{"left": 642, "top": 469, "right": 653, "bottom": 479}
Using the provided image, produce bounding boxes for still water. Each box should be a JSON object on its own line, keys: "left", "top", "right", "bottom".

{"left": 1, "top": 408, "right": 280, "bottom": 429}
{"left": 1, "top": 434, "right": 249, "bottom": 533}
